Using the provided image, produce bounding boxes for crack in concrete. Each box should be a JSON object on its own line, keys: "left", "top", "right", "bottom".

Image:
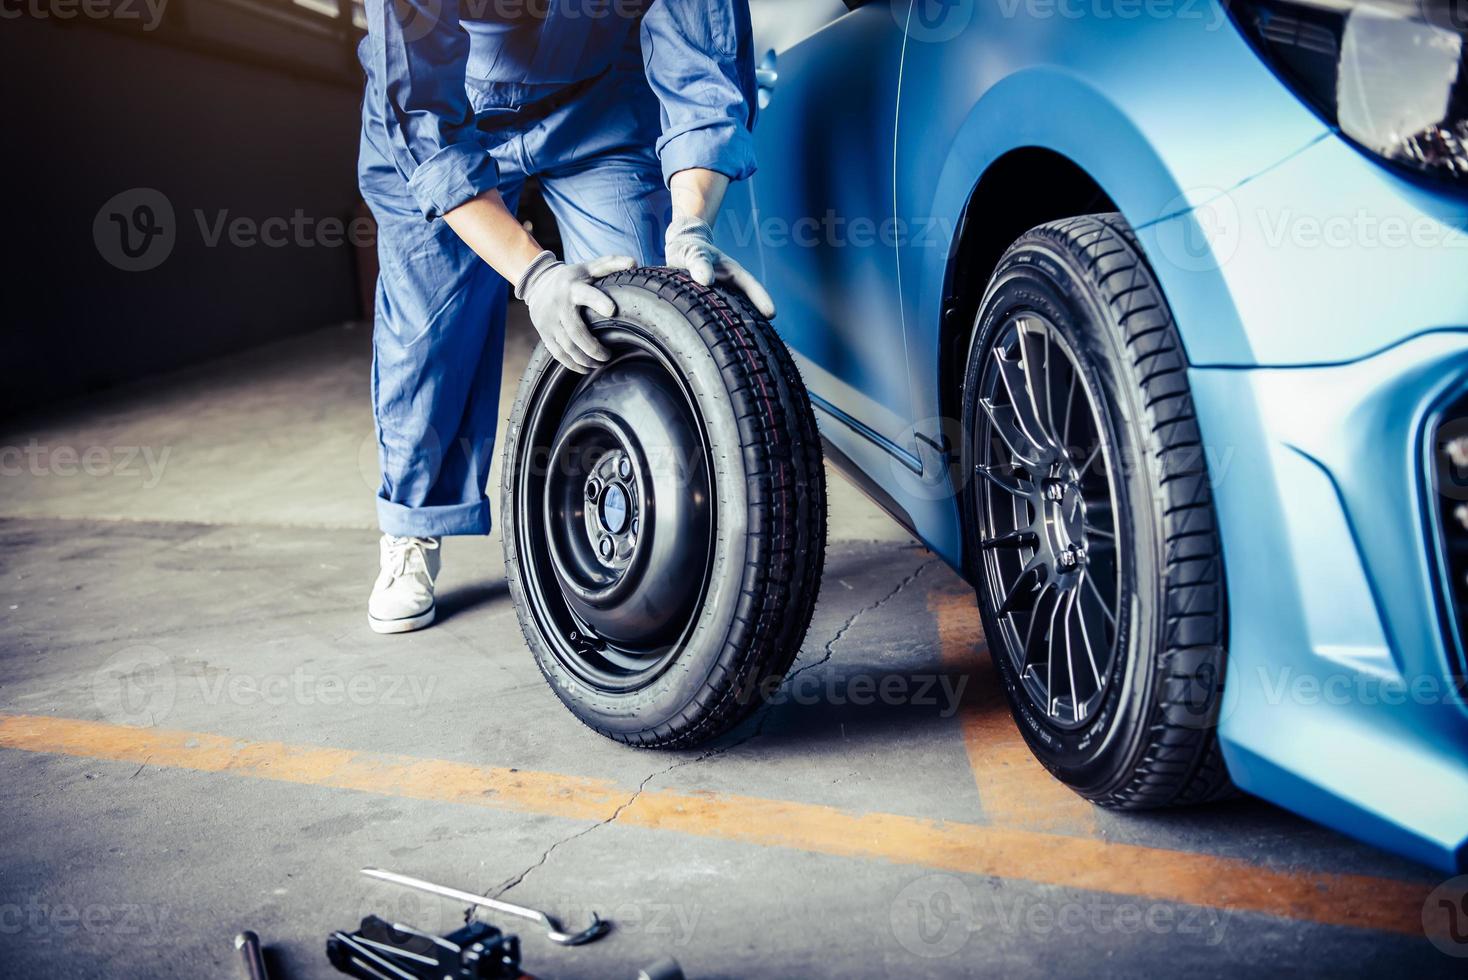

{"left": 483, "top": 762, "right": 664, "bottom": 906}
{"left": 779, "top": 557, "right": 938, "bottom": 693}
{"left": 481, "top": 553, "right": 939, "bottom": 907}
{"left": 484, "top": 727, "right": 754, "bottom": 906}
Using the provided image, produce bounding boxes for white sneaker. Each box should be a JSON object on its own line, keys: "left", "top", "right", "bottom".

{"left": 368, "top": 535, "right": 442, "bottom": 634}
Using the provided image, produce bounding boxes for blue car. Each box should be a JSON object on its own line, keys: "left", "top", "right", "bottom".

{"left": 712, "top": 0, "right": 1468, "bottom": 871}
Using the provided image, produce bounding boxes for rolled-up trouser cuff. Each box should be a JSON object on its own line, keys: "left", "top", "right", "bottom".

{"left": 376, "top": 495, "right": 491, "bottom": 537}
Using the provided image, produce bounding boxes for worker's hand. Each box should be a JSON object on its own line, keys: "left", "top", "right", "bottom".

{"left": 664, "top": 211, "right": 777, "bottom": 319}
{"left": 514, "top": 251, "right": 635, "bottom": 373}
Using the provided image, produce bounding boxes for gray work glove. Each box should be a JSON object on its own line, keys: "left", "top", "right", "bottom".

{"left": 515, "top": 250, "right": 635, "bottom": 373}
{"left": 664, "top": 211, "right": 777, "bottom": 318}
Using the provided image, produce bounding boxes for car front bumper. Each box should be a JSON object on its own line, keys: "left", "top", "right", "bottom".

{"left": 1193, "top": 331, "right": 1468, "bottom": 872}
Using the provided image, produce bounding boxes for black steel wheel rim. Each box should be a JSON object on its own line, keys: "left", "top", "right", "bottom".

{"left": 516, "top": 323, "right": 716, "bottom": 693}
{"left": 974, "top": 314, "right": 1125, "bottom": 730}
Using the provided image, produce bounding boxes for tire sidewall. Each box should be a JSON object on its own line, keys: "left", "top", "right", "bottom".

{"left": 961, "top": 241, "right": 1165, "bottom": 795}
{"left": 502, "top": 282, "right": 753, "bottom": 736}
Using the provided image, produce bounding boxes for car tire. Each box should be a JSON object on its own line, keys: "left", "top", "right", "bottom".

{"left": 960, "top": 213, "right": 1233, "bottom": 808}
{"left": 502, "top": 268, "right": 826, "bottom": 748}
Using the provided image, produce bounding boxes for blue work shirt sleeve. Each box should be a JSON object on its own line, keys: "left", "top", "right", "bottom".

{"left": 365, "top": 0, "right": 498, "bottom": 221}
{"left": 640, "top": 0, "right": 758, "bottom": 187}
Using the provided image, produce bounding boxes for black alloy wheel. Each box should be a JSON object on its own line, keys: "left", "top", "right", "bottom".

{"left": 974, "top": 313, "right": 1123, "bottom": 730}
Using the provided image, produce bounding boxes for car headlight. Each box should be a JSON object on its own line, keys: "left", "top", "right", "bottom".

{"left": 1228, "top": 0, "right": 1468, "bottom": 184}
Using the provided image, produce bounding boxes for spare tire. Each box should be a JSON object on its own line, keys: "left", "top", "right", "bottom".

{"left": 502, "top": 268, "right": 826, "bottom": 748}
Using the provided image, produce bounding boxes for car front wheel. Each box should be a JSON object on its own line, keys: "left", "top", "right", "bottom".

{"left": 961, "top": 213, "right": 1233, "bottom": 808}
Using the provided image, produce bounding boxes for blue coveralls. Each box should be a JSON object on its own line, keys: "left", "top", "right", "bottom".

{"left": 359, "top": 1, "right": 757, "bottom": 537}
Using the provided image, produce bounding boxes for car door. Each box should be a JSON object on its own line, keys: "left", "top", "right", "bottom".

{"left": 720, "top": 1, "right": 914, "bottom": 460}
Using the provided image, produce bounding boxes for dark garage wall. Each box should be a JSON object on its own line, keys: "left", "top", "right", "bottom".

{"left": 2, "top": 8, "right": 367, "bottom": 418}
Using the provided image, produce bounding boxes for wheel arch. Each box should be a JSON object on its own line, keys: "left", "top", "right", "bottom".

{"left": 935, "top": 147, "right": 1119, "bottom": 452}
{"left": 918, "top": 68, "right": 1263, "bottom": 455}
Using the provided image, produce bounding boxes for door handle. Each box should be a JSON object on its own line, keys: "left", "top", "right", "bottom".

{"left": 756, "top": 50, "right": 778, "bottom": 110}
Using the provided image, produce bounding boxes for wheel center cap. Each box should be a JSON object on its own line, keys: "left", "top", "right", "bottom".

{"left": 1041, "top": 479, "right": 1088, "bottom": 572}
{"left": 600, "top": 484, "right": 629, "bottom": 534}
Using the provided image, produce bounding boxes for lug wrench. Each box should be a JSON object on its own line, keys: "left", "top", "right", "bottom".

{"left": 360, "top": 868, "right": 609, "bottom": 946}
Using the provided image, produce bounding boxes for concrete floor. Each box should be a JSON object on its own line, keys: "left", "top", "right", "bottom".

{"left": 0, "top": 311, "right": 1458, "bottom": 978}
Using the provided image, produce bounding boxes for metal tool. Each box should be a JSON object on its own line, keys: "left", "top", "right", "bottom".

{"left": 234, "top": 930, "right": 270, "bottom": 980}
{"left": 360, "top": 868, "right": 610, "bottom": 946}
{"left": 327, "top": 915, "right": 521, "bottom": 980}
{"left": 637, "top": 957, "right": 685, "bottom": 980}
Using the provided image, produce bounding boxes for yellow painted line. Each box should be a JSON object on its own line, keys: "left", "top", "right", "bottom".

{"left": 929, "top": 584, "right": 1099, "bottom": 835}
{"left": 0, "top": 713, "right": 1430, "bottom": 935}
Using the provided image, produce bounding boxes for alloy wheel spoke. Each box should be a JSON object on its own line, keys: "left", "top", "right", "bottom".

{"left": 1078, "top": 442, "right": 1103, "bottom": 477}
{"left": 999, "top": 553, "right": 1048, "bottom": 615}
{"left": 1073, "top": 571, "right": 1105, "bottom": 689}
{"left": 1062, "top": 589, "right": 1080, "bottom": 723}
{"left": 974, "top": 461, "right": 1033, "bottom": 500}
{"left": 979, "top": 397, "right": 1049, "bottom": 470}
{"left": 993, "top": 346, "right": 1057, "bottom": 466}
{"left": 1017, "top": 320, "right": 1060, "bottom": 452}
{"left": 1022, "top": 582, "right": 1058, "bottom": 669}
{"left": 1082, "top": 568, "right": 1118, "bottom": 627}
{"left": 1061, "top": 369, "right": 1078, "bottom": 454}
{"left": 1043, "top": 582, "right": 1065, "bottom": 710}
